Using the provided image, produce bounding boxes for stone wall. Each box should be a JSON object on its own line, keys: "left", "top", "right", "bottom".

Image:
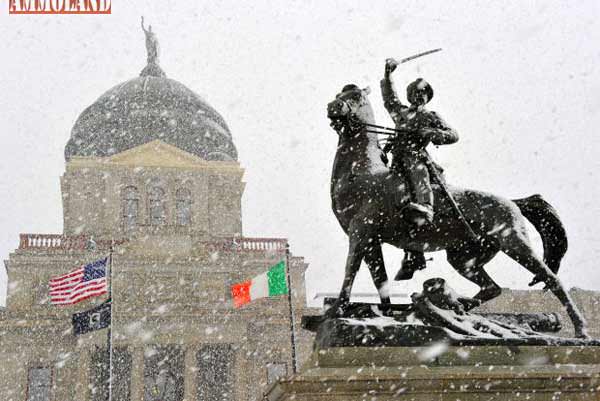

{"left": 0, "top": 238, "right": 315, "bottom": 401}
{"left": 61, "top": 141, "right": 244, "bottom": 240}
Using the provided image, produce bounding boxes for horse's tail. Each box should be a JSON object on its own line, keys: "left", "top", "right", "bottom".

{"left": 512, "top": 194, "right": 568, "bottom": 274}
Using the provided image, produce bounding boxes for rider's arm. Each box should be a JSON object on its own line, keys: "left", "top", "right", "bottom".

{"left": 423, "top": 112, "right": 459, "bottom": 145}
{"left": 380, "top": 74, "right": 407, "bottom": 125}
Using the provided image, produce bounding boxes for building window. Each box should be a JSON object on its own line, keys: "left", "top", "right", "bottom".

{"left": 89, "top": 347, "right": 108, "bottom": 401}
{"left": 89, "top": 347, "right": 132, "bottom": 401}
{"left": 27, "top": 367, "right": 52, "bottom": 401}
{"left": 148, "top": 186, "right": 166, "bottom": 226}
{"left": 122, "top": 186, "right": 139, "bottom": 231}
{"left": 114, "top": 349, "right": 132, "bottom": 401}
{"left": 175, "top": 188, "right": 192, "bottom": 226}
{"left": 197, "top": 344, "right": 234, "bottom": 401}
{"left": 143, "top": 345, "right": 184, "bottom": 401}
{"left": 266, "top": 363, "right": 287, "bottom": 384}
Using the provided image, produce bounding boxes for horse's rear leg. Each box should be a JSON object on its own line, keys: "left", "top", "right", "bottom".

{"left": 501, "top": 234, "right": 589, "bottom": 338}
{"left": 363, "top": 243, "right": 391, "bottom": 311}
{"left": 447, "top": 243, "right": 500, "bottom": 305}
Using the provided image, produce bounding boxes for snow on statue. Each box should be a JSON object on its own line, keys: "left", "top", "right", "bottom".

{"left": 324, "top": 57, "right": 589, "bottom": 339}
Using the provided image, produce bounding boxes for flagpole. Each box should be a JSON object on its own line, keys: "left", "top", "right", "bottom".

{"left": 284, "top": 242, "right": 298, "bottom": 374}
{"left": 107, "top": 241, "right": 114, "bottom": 401}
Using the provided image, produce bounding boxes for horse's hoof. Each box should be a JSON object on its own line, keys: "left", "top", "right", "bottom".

{"left": 528, "top": 275, "right": 544, "bottom": 287}
{"left": 458, "top": 297, "right": 481, "bottom": 311}
{"left": 378, "top": 304, "right": 393, "bottom": 317}
{"left": 323, "top": 305, "right": 338, "bottom": 319}
{"left": 575, "top": 329, "right": 591, "bottom": 340}
{"left": 394, "top": 268, "right": 415, "bottom": 281}
{"left": 473, "top": 286, "right": 502, "bottom": 303}
{"left": 324, "top": 301, "right": 348, "bottom": 319}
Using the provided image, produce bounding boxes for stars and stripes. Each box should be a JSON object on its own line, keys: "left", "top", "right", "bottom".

{"left": 49, "top": 258, "right": 108, "bottom": 305}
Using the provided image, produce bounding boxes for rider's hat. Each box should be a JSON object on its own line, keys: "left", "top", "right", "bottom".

{"left": 341, "top": 84, "right": 360, "bottom": 93}
{"left": 407, "top": 78, "right": 434, "bottom": 104}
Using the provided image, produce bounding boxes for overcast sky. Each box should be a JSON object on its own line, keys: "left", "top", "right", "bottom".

{"left": 1, "top": 1, "right": 599, "bottom": 307}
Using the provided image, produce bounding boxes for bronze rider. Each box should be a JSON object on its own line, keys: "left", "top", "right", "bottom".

{"left": 380, "top": 58, "right": 459, "bottom": 280}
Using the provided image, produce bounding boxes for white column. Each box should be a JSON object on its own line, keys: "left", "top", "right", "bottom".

{"left": 129, "top": 347, "right": 144, "bottom": 401}
{"left": 184, "top": 345, "right": 198, "bottom": 401}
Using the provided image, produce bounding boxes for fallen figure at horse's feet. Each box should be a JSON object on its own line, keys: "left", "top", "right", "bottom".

{"left": 307, "top": 279, "right": 598, "bottom": 346}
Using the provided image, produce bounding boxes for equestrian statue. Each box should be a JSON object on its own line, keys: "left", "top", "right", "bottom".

{"left": 325, "top": 57, "right": 589, "bottom": 339}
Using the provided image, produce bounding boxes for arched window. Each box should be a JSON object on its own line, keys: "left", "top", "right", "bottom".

{"left": 122, "top": 186, "right": 139, "bottom": 231}
{"left": 148, "top": 186, "right": 166, "bottom": 226}
{"left": 175, "top": 188, "right": 192, "bottom": 226}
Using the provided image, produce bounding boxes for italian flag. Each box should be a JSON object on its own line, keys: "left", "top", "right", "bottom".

{"left": 231, "top": 261, "right": 288, "bottom": 308}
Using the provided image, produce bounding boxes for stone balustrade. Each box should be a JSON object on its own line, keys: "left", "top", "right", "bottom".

{"left": 18, "top": 234, "right": 127, "bottom": 251}
{"left": 18, "top": 233, "right": 287, "bottom": 254}
{"left": 19, "top": 234, "right": 88, "bottom": 250}
{"left": 200, "top": 236, "right": 288, "bottom": 253}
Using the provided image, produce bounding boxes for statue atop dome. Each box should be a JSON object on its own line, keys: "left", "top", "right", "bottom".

{"left": 64, "top": 20, "right": 238, "bottom": 162}
{"left": 140, "top": 17, "right": 166, "bottom": 77}
{"left": 141, "top": 16, "right": 159, "bottom": 64}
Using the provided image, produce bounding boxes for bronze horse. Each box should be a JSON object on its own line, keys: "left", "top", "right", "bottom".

{"left": 326, "top": 85, "right": 589, "bottom": 338}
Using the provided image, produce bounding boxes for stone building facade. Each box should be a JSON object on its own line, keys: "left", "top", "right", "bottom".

{"left": 0, "top": 34, "right": 316, "bottom": 401}
{"left": 2, "top": 235, "right": 314, "bottom": 401}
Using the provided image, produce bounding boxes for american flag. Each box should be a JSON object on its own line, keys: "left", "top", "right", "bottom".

{"left": 49, "top": 258, "right": 108, "bottom": 305}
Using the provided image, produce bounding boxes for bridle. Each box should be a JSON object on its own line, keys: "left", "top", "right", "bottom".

{"left": 329, "top": 95, "right": 364, "bottom": 136}
{"left": 330, "top": 94, "right": 407, "bottom": 149}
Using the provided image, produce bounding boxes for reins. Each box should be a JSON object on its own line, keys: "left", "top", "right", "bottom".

{"left": 363, "top": 122, "right": 403, "bottom": 133}
{"left": 361, "top": 123, "right": 408, "bottom": 149}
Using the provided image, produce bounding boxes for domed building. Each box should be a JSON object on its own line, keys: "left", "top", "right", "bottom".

{"left": 59, "top": 31, "right": 245, "bottom": 241}
{"left": 64, "top": 68, "right": 238, "bottom": 162}
{"left": 0, "top": 26, "right": 315, "bottom": 401}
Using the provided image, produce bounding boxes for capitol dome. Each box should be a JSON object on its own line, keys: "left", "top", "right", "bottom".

{"left": 65, "top": 29, "right": 237, "bottom": 162}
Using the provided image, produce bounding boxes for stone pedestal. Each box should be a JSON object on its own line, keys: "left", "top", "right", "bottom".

{"left": 265, "top": 346, "right": 600, "bottom": 400}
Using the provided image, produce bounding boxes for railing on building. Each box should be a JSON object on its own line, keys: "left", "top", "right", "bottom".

{"left": 199, "top": 237, "right": 288, "bottom": 254}
{"left": 18, "top": 233, "right": 288, "bottom": 254}
{"left": 18, "top": 234, "right": 124, "bottom": 251}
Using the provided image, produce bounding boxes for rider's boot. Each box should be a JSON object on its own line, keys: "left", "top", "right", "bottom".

{"left": 404, "top": 202, "right": 434, "bottom": 224}
{"left": 395, "top": 251, "right": 427, "bottom": 281}
{"left": 406, "top": 180, "right": 435, "bottom": 224}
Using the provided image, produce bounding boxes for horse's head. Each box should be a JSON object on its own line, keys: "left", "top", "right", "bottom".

{"left": 327, "top": 84, "right": 374, "bottom": 135}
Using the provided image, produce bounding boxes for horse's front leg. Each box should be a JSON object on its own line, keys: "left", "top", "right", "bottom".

{"left": 327, "top": 232, "right": 366, "bottom": 318}
{"left": 363, "top": 241, "right": 391, "bottom": 314}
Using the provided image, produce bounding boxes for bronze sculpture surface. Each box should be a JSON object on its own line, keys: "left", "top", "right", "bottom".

{"left": 325, "top": 79, "right": 589, "bottom": 339}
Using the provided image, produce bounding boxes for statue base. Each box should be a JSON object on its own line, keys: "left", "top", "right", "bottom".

{"left": 304, "top": 315, "right": 600, "bottom": 348}
{"left": 265, "top": 345, "right": 600, "bottom": 401}
{"left": 303, "top": 278, "right": 600, "bottom": 346}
